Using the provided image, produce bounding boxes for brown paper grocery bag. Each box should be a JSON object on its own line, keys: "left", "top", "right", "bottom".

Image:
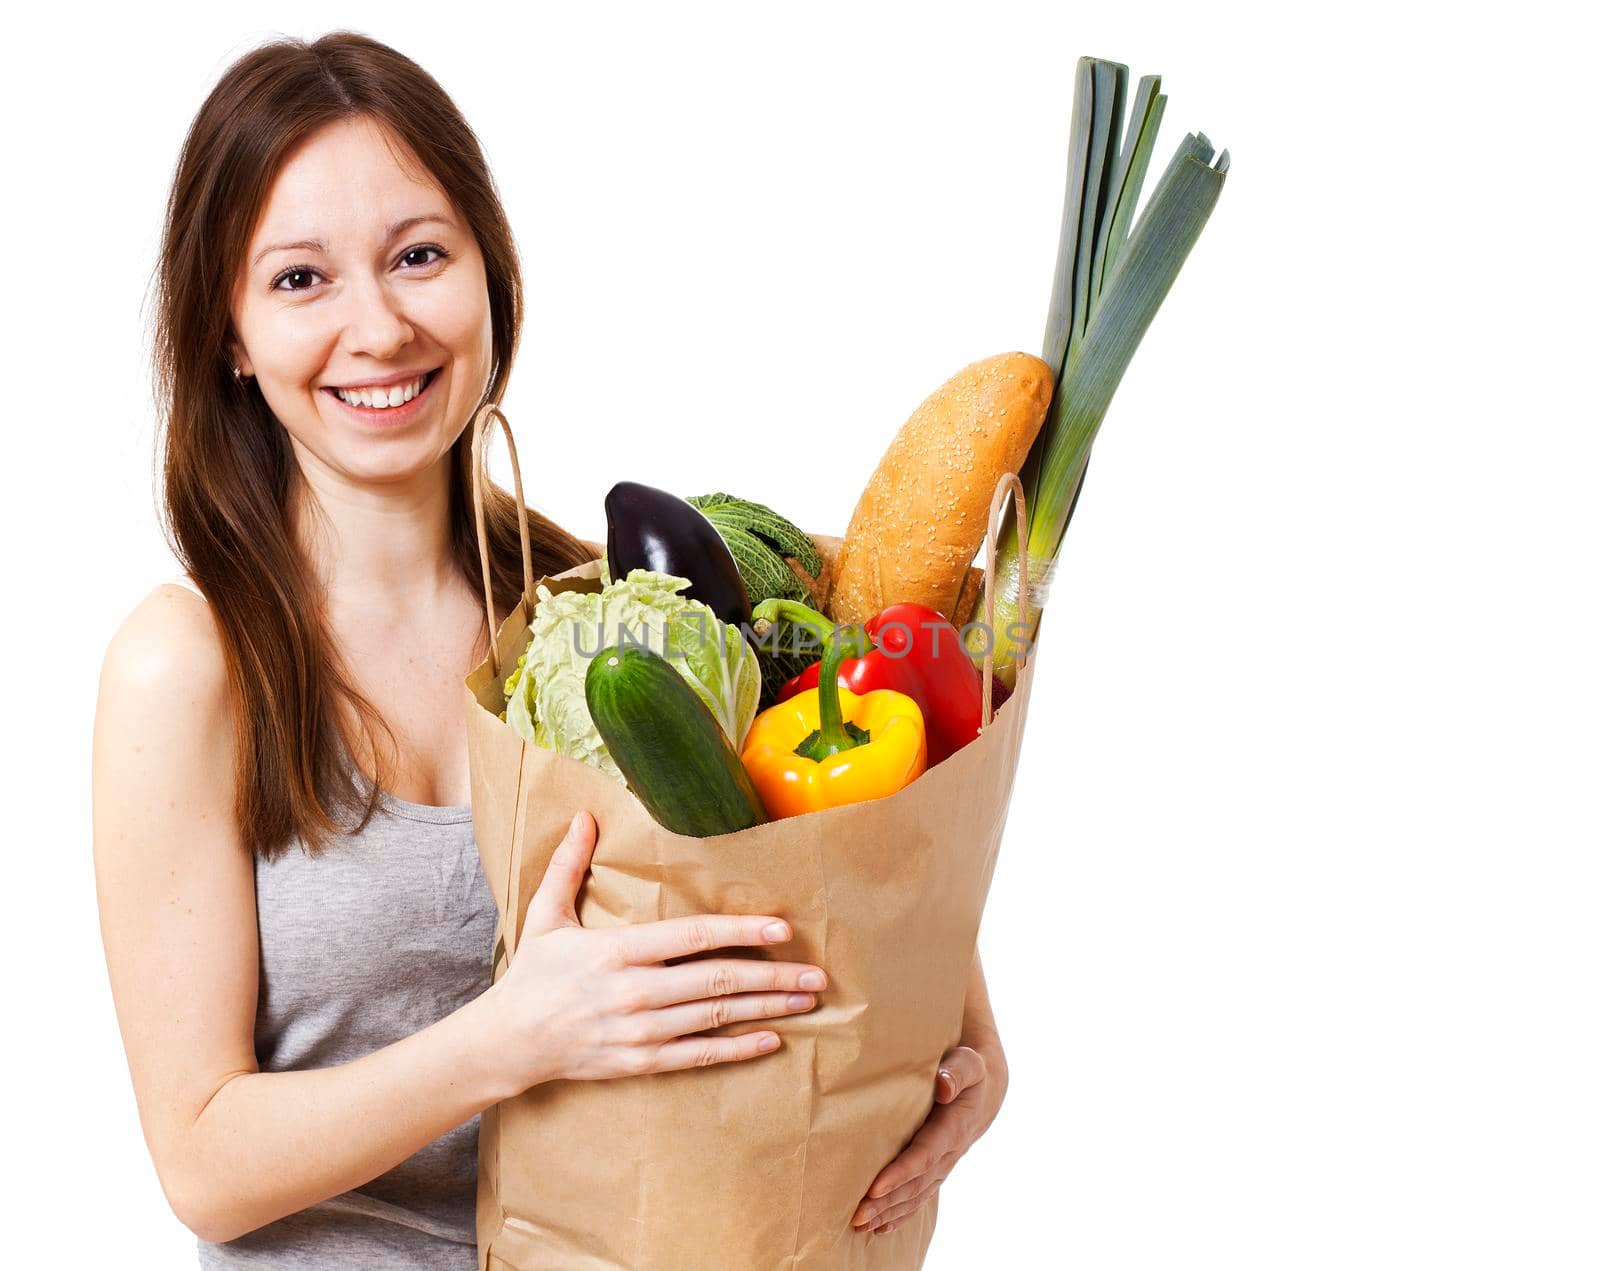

{"left": 463, "top": 404, "right": 1037, "bottom": 1270}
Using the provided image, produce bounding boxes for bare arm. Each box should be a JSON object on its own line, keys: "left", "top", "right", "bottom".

{"left": 92, "top": 586, "right": 508, "bottom": 1243}
{"left": 94, "top": 585, "right": 824, "bottom": 1245}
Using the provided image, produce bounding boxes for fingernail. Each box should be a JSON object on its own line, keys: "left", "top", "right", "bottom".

{"left": 787, "top": 993, "right": 813, "bottom": 1010}
{"left": 853, "top": 1209, "right": 875, "bottom": 1228}
{"left": 763, "top": 921, "right": 790, "bottom": 943}
{"left": 757, "top": 1032, "right": 780, "bottom": 1052}
{"left": 798, "top": 971, "right": 825, "bottom": 990}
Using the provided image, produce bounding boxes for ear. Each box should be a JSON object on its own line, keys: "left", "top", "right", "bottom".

{"left": 227, "top": 339, "right": 254, "bottom": 380}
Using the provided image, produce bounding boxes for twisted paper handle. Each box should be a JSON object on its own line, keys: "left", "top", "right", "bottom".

{"left": 471, "top": 402, "right": 535, "bottom": 680}
{"left": 980, "top": 472, "right": 1030, "bottom": 729}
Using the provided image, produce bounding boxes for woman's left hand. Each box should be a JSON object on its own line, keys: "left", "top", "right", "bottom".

{"left": 850, "top": 1040, "right": 1008, "bottom": 1236}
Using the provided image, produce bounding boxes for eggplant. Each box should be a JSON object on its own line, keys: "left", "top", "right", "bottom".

{"left": 604, "top": 481, "right": 752, "bottom": 626}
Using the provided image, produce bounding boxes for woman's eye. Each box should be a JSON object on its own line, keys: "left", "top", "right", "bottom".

{"left": 271, "top": 267, "right": 321, "bottom": 292}
{"left": 400, "top": 245, "right": 447, "bottom": 269}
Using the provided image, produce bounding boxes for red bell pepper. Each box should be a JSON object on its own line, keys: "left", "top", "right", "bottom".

{"left": 750, "top": 598, "right": 984, "bottom": 766}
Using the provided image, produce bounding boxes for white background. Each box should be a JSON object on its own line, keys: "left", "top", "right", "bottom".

{"left": 6, "top": 2, "right": 1596, "bottom": 1267}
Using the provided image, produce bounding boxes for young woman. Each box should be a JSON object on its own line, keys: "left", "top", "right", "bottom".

{"left": 93, "top": 31, "right": 1006, "bottom": 1267}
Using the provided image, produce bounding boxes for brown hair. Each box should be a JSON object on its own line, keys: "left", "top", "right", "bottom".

{"left": 152, "top": 30, "right": 591, "bottom": 858}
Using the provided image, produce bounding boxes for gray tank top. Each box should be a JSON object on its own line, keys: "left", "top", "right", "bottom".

{"left": 173, "top": 578, "right": 497, "bottom": 1269}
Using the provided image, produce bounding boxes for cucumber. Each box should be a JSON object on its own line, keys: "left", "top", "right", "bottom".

{"left": 585, "top": 644, "right": 768, "bottom": 837}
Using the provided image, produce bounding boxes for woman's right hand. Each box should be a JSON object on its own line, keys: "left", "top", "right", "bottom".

{"left": 481, "top": 810, "right": 825, "bottom": 1095}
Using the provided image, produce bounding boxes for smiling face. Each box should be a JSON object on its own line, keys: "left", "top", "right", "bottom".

{"left": 229, "top": 116, "right": 492, "bottom": 487}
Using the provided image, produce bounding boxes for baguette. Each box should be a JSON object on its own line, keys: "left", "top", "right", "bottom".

{"left": 828, "top": 352, "right": 1053, "bottom": 624}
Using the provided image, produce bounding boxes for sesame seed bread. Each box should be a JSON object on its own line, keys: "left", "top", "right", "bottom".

{"left": 826, "top": 352, "right": 1054, "bottom": 624}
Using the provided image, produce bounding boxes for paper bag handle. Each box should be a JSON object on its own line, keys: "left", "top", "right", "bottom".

{"left": 470, "top": 402, "right": 535, "bottom": 679}
{"left": 980, "top": 471, "right": 1030, "bottom": 729}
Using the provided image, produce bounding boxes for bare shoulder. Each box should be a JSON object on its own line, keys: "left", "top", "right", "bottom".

{"left": 99, "top": 583, "right": 229, "bottom": 724}
{"left": 94, "top": 583, "right": 239, "bottom": 857}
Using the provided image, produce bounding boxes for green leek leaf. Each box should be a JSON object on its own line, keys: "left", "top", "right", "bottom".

{"left": 977, "top": 58, "right": 1229, "bottom": 685}
{"left": 1096, "top": 76, "right": 1165, "bottom": 299}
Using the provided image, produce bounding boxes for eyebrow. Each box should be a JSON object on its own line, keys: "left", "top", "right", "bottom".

{"left": 251, "top": 213, "right": 455, "bottom": 267}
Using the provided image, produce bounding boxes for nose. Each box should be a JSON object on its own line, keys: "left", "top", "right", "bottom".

{"left": 339, "top": 274, "right": 415, "bottom": 361}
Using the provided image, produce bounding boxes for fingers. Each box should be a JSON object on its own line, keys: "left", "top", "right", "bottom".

{"left": 934, "top": 1045, "right": 987, "bottom": 1104}
{"left": 863, "top": 1104, "right": 959, "bottom": 1202}
{"left": 613, "top": 913, "right": 796, "bottom": 966}
{"left": 855, "top": 1153, "right": 949, "bottom": 1229}
{"left": 525, "top": 811, "right": 596, "bottom": 933}
{"left": 867, "top": 1182, "right": 940, "bottom": 1235}
{"left": 853, "top": 1173, "right": 923, "bottom": 1228}
{"left": 629, "top": 957, "right": 827, "bottom": 1010}
{"left": 860, "top": 1056, "right": 985, "bottom": 1216}
{"left": 855, "top": 1061, "right": 995, "bottom": 1230}
{"left": 630, "top": 990, "right": 816, "bottom": 1044}
{"left": 640, "top": 1028, "right": 783, "bottom": 1074}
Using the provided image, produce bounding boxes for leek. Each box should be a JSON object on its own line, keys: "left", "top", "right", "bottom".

{"left": 976, "top": 58, "right": 1228, "bottom": 685}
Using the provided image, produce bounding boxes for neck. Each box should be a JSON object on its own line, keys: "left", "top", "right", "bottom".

{"left": 287, "top": 443, "right": 463, "bottom": 617}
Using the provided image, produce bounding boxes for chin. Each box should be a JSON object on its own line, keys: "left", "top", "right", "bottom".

{"left": 342, "top": 442, "right": 453, "bottom": 486}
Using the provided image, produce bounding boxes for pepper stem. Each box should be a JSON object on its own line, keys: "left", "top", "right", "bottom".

{"left": 794, "top": 623, "right": 871, "bottom": 761}
{"left": 751, "top": 597, "right": 835, "bottom": 642}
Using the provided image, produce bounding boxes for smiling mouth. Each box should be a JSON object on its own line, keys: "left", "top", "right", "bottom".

{"left": 323, "top": 367, "right": 442, "bottom": 412}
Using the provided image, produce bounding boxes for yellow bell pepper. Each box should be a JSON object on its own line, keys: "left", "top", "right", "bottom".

{"left": 741, "top": 624, "right": 927, "bottom": 818}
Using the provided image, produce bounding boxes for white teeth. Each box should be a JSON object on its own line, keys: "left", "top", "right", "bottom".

{"left": 334, "top": 373, "right": 428, "bottom": 408}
